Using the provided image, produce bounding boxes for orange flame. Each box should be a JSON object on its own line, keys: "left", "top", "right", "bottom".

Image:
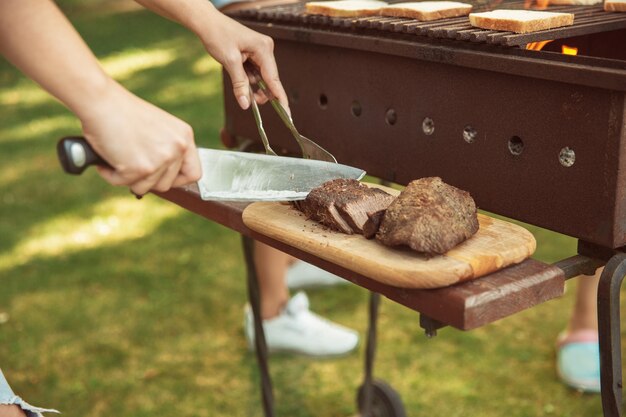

{"left": 524, "top": 0, "right": 551, "bottom": 9}
{"left": 562, "top": 45, "right": 579, "bottom": 55}
{"left": 526, "top": 40, "right": 553, "bottom": 51}
{"left": 526, "top": 42, "right": 581, "bottom": 56}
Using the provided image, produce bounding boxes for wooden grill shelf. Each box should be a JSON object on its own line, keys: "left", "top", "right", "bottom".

{"left": 156, "top": 188, "right": 564, "bottom": 331}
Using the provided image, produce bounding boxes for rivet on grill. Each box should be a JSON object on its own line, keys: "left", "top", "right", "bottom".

{"left": 318, "top": 94, "right": 328, "bottom": 109}
{"left": 463, "top": 126, "right": 477, "bottom": 144}
{"left": 422, "top": 117, "right": 434, "bottom": 136}
{"left": 508, "top": 136, "right": 524, "bottom": 156}
{"left": 386, "top": 109, "right": 397, "bottom": 125}
{"left": 351, "top": 101, "right": 362, "bottom": 117}
{"left": 559, "top": 147, "right": 576, "bottom": 167}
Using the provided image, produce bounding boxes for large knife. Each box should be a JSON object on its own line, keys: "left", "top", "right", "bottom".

{"left": 56, "top": 136, "right": 366, "bottom": 201}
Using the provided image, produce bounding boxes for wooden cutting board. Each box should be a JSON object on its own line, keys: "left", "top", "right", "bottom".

{"left": 242, "top": 184, "right": 536, "bottom": 289}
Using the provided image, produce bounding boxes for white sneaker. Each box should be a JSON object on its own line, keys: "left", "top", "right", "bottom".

{"left": 244, "top": 292, "right": 359, "bottom": 357}
{"left": 286, "top": 261, "right": 348, "bottom": 290}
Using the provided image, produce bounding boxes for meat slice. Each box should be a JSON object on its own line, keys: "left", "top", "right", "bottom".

{"left": 376, "top": 177, "right": 479, "bottom": 254}
{"left": 295, "top": 179, "right": 395, "bottom": 234}
{"left": 335, "top": 187, "right": 395, "bottom": 233}
{"left": 363, "top": 209, "right": 386, "bottom": 239}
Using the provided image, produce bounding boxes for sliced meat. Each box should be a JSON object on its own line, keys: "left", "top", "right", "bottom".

{"left": 295, "top": 179, "right": 394, "bottom": 234}
{"left": 363, "top": 209, "right": 386, "bottom": 239}
{"left": 376, "top": 177, "right": 479, "bottom": 254}
{"left": 320, "top": 203, "right": 354, "bottom": 234}
{"left": 335, "top": 187, "right": 395, "bottom": 233}
{"left": 295, "top": 179, "right": 361, "bottom": 234}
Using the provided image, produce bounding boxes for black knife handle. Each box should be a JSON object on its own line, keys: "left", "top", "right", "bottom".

{"left": 56, "top": 136, "right": 110, "bottom": 175}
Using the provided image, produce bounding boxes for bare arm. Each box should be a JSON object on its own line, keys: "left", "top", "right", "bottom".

{"left": 0, "top": 405, "right": 26, "bottom": 417}
{"left": 135, "top": 0, "right": 290, "bottom": 113}
{"left": 0, "top": 0, "right": 201, "bottom": 195}
{"left": 0, "top": 0, "right": 109, "bottom": 118}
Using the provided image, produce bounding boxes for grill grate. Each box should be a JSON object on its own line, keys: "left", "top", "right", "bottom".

{"left": 233, "top": 0, "right": 626, "bottom": 46}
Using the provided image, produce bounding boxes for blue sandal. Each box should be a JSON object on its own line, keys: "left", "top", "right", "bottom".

{"left": 556, "top": 330, "right": 601, "bottom": 393}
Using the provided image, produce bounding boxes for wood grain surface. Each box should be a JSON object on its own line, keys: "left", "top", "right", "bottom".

{"left": 242, "top": 184, "right": 537, "bottom": 289}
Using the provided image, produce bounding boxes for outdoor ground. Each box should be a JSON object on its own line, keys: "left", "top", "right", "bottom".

{"left": 0, "top": 1, "right": 621, "bottom": 416}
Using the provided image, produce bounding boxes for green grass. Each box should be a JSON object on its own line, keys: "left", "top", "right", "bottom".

{"left": 0, "top": 2, "right": 619, "bottom": 416}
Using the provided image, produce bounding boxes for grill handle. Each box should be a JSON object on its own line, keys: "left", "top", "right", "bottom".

{"left": 56, "top": 136, "right": 110, "bottom": 175}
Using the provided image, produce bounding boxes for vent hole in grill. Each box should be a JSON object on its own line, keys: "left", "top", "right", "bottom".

{"left": 508, "top": 136, "right": 524, "bottom": 156}
{"left": 386, "top": 109, "right": 397, "bottom": 126}
{"left": 422, "top": 118, "right": 435, "bottom": 136}
{"left": 559, "top": 147, "right": 576, "bottom": 167}
{"left": 351, "top": 101, "right": 362, "bottom": 117}
{"left": 463, "top": 126, "right": 477, "bottom": 144}
{"left": 318, "top": 94, "right": 328, "bottom": 109}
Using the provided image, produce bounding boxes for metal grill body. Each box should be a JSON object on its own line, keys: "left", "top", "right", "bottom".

{"left": 201, "top": 6, "right": 626, "bottom": 416}
{"left": 223, "top": 10, "right": 626, "bottom": 248}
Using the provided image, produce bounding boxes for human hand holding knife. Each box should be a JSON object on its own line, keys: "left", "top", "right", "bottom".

{"left": 56, "top": 135, "right": 365, "bottom": 202}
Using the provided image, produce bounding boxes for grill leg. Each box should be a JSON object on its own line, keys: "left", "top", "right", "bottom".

{"left": 598, "top": 253, "right": 626, "bottom": 417}
{"left": 361, "top": 175, "right": 390, "bottom": 409}
{"left": 241, "top": 236, "right": 275, "bottom": 417}
{"left": 361, "top": 291, "right": 381, "bottom": 417}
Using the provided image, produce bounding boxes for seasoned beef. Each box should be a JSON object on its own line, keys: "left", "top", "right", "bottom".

{"left": 363, "top": 209, "right": 386, "bottom": 239}
{"left": 376, "top": 177, "right": 479, "bottom": 254}
{"left": 295, "top": 179, "right": 394, "bottom": 234}
{"left": 335, "top": 188, "right": 395, "bottom": 234}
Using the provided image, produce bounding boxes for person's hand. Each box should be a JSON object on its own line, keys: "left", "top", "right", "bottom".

{"left": 77, "top": 80, "right": 202, "bottom": 196}
{"left": 198, "top": 12, "right": 290, "bottom": 114}
{"left": 130, "top": 0, "right": 289, "bottom": 112}
{"left": 0, "top": 404, "right": 27, "bottom": 417}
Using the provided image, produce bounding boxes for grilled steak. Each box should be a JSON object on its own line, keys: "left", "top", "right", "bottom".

{"left": 376, "top": 177, "right": 479, "bottom": 254}
{"left": 363, "top": 209, "right": 386, "bottom": 239}
{"left": 294, "top": 179, "right": 395, "bottom": 234}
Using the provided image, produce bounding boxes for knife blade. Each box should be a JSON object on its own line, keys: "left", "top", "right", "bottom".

{"left": 195, "top": 148, "right": 365, "bottom": 201}
{"left": 56, "top": 136, "right": 366, "bottom": 201}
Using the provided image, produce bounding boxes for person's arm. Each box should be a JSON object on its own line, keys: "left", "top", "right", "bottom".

{"left": 0, "top": 369, "right": 58, "bottom": 417}
{"left": 0, "top": 405, "right": 25, "bottom": 417}
{"left": 0, "top": 0, "right": 202, "bottom": 196}
{"left": 134, "top": 0, "right": 290, "bottom": 113}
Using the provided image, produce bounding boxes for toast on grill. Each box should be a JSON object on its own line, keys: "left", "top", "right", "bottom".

{"left": 381, "top": 1, "right": 472, "bottom": 21}
{"left": 548, "top": 0, "right": 601, "bottom": 4}
{"left": 305, "top": 0, "right": 387, "bottom": 17}
{"left": 605, "top": 0, "right": 626, "bottom": 12}
{"left": 469, "top": 9, "right": 574, "bottom": 33}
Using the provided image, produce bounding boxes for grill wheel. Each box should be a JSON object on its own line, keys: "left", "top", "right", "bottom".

{"left": 357, "top": 379, "right": 407, "bottom": 417}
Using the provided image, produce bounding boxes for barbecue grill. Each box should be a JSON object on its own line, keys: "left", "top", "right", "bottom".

{"left": 158, "top": 1, "right": 626, "bottom": 416}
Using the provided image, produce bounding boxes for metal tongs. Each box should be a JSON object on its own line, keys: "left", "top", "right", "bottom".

{"left": 248, "top": 69, "right": 337, "bottom": 163}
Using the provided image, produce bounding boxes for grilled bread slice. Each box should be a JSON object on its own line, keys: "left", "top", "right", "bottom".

{"left": 380, "top": 1, "right": 472, "bottom": 21}
{"left": 549, "top": 0, "right": 601, "bottom": 4}
{"left": 305, "top": 0, "right": 387, "bottom": 17}
{"left": 469, "top": 9, "right": 574, "bottom": 33}
{"left": 605, "top": 0, "right": 626, "bottom": 11}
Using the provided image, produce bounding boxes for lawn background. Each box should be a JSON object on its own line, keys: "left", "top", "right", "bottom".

{"left": 0, "top": 1, "right": 621, "bottom": 416}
